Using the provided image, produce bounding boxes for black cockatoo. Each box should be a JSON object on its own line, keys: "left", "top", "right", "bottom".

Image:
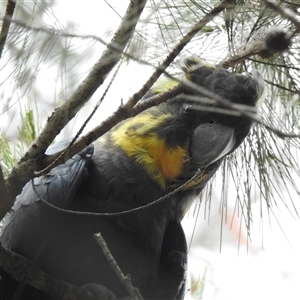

{"left": 0, "top": 57, "right": 264, "bottom": 300}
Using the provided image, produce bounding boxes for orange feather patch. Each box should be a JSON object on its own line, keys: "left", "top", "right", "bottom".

{"left": 110, "top": 112, "right": 187, "bottom": 189}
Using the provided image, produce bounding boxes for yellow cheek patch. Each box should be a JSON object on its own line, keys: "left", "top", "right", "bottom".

{"left": 111, "top": 112, "right": 187, "bottom": 189}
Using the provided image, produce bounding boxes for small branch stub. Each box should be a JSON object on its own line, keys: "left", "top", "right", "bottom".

{"left": 94, "top": 233, "right": 144, "bottom": 300}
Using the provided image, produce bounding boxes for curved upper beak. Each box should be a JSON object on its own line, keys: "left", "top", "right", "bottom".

{"left": 190, "top": 122, "right": 236, "bottom": 168}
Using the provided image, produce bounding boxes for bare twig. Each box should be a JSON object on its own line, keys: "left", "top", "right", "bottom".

{"left": 32, "top": 169, "right": 203, "bottom": 217}
{"left": 219, "top": 28, "right": 294, "bottom": 69}
{"left": 94, "top": 233, "right": 144, "bottom": 300}
{"left": 264, "top": 79, "right": 300, "bottom": 94}
{"left": 219, "top": 39, "right": 267, "bottom": 68}
{"left": 0, "top": 0, "right": 16, "bottom": 59}
{"left": 220, "top": 1, "right": 300, "bottom": 69}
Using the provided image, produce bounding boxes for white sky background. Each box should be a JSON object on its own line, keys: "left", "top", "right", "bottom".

{"left": 2, "top": 1, "right": 300, "bottom": 299}
{"left": 50, "top": 1, "right": 156, "bottom": 139}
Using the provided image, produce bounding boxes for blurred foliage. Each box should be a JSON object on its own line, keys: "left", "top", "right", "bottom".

{"left": 0, "top": 108, "right": 36, "bottom": 175}
{"left": 0, "top": 135, "right": 17, "bottom": 177}
{"left": 20, "top": 109, "right": 36, "bottom": 144}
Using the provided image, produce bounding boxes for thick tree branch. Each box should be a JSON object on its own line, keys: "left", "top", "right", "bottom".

{"left": 0, "top": 246, "right": 96, "bottom": 300}
{"left": 0, "top": 166, "right": 11, "bottom": 218}
{"left": 0, "top": 0, "right": 16, "bottom": 59}
{"left": 1, "top": 0, "right": 147, "bottom": 219}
